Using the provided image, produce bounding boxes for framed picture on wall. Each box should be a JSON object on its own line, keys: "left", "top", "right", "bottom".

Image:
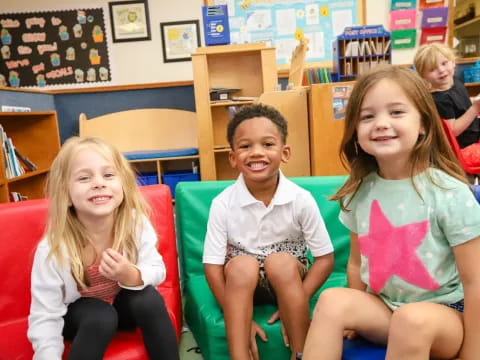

{"left": 160, "top": 20, "right": 201, "bottom": 63}
{"left": 108, "top": 0, "right": 151, "bottom": 42}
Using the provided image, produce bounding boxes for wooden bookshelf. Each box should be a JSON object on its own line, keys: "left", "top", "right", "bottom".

{"left": 0, "top": 111, "right": 60, "bottom": 203}
{"left": 192, "top": 43, "right": 278, "bottom": 180}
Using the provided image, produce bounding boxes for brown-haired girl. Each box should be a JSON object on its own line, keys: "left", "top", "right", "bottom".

{"left": 303, "top": 65, "right": 480, "bottom": 360}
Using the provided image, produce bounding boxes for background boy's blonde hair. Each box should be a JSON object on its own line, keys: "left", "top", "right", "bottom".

{"left": 331, "top": 65, "right": 467, "bottom": 210}
{"left": 45, "top": 136, "right": 150, "bottom": 288}
{"left": 413, "top": 43, "right": 456, "bottom": 77}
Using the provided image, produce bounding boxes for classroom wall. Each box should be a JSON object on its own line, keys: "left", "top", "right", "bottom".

{"left": 365, "top": 0, "right": 416, "bottom": 65}
{"left": 1, "top": 0, "right": 203, "bottom": 86}
{"left": 1, "top": 0, "right": 417, "bottom": 87}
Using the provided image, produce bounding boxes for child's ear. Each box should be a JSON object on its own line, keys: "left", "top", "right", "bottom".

{"left": 228, "top": 149, "right": 238, "bottom": 169}
{"left": 281, "top": 145, "right": 291, "bottom": 163}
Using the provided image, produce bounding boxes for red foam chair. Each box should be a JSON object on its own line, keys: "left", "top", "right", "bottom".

{"left": 0, "top": 184, "right": 181, "bottom": 360}
{"left": 441, "top": 118, "right": 480, "bottom": 175}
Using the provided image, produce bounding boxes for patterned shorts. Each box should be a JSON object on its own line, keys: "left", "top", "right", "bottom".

{"left": 445, "top": 299, "right": 464, "bottom": 313}
{"left": 225, "top": 240, "right": 309, "bottom": 305}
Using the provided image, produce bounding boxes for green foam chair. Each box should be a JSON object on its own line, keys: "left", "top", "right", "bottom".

{"left": 175, "top": 176, "right": 349, "bottom": 360}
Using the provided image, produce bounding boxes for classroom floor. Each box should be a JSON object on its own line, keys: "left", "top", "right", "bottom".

{"left": 179, "top": 328, "right": 203, "bottom": 360}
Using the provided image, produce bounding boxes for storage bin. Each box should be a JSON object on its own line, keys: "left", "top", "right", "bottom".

{"left": 162, "top": 170, "right": 200, "bottom": 198}
{"left": 137, "top": 172, "right": 159, "bottom": 186}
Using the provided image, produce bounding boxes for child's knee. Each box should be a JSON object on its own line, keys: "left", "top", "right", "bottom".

{"left": 128, "top": 286, "right": 168, "bottom": 319}
{"left": 264, "top": 253, "right": 298, "bottom": 281}
{"left": 225, "top": 256, "right": 259, "bottom": 286}
{"left": 389, "top": 304, "right": 431, "bottom": 341}
{"left": 80, "top": 303, "right": 118, "bottom": 335}
{"left": 313, "top": 288, "right": 354, "bottom": 320}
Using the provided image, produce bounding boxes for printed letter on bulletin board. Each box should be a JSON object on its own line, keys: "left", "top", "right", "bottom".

{"left": 0, "top": 7, "right": 111, "bottom": 88}
{"left": 212, "top": 0, "right": 361, "bottom": 65}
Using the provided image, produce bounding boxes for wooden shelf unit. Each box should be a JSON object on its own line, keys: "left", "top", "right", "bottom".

{"left": 333, "top": 25, "right": 391, "bottom": 82}
{"left": 0, "top": 111, "right": 60, "bottom": 203}
{"left": 192, "top": 43, "right": 277, "bottom": 181}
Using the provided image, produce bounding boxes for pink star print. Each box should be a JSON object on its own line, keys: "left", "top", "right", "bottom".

{"left": 358, "top": 200, "right": 439, "bottom": 293}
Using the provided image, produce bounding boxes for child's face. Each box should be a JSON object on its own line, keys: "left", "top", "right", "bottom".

{"left": 68, "top": 147, "right": 124, "bottom": 225}
{"left": 229, "top": 116, "right": 290, "bottom": 188}
{"left": 423, "top": 53, "right": 455, "bottom": 90}
{"left": 356, "top": 78, "right": 424, "bottom": 178}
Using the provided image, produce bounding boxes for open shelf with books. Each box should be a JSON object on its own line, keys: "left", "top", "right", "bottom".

{"left": 332, "top": 25, "right": 391, "bottom": 82}
{"left": 192, "top": 42, "right": 278, "bottom": 180}
{"left": 0, "top": 111, "right": 60, "bottom": 203}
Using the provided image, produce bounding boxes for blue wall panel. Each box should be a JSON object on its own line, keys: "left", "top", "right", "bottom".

{"left": 0, "top": 90, "right": 55, "bottom": 111}
{"left": 54, "top": 85, "right": 195, "bottom": 142}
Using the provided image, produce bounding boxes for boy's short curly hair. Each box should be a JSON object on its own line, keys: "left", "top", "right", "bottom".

{"left": 227, "top": 103, "right": 288, "bottom": 148}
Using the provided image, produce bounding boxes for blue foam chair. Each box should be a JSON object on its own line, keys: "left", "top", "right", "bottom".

{"left": 342, "top": 338, "right": 386, "bottom": 360}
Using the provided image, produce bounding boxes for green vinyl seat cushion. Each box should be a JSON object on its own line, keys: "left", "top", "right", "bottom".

{"left": 175, "top": 176, "right": 349, "bottom": 360}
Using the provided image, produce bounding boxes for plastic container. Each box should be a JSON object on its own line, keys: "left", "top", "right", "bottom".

{"left": 162, "top": 170, "right": 200, "bottom": 198}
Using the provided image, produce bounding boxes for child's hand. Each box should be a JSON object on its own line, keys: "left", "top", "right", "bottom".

{"left": 343, "top": 329, "right": 357, "bottom": 340}
{"left": 250, "top": 320, "right": 268, "bottom": 360}
{"left": 99, "top": 248, "right": 141, "bottom": 286}
{"left": 267, "top": 310, "right": 289, "bottom": 347}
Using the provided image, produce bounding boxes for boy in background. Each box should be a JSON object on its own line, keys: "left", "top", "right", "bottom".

{"left": 414, "top": 43, "right": 480, "bottom": 150}
{"left": 203, "top": 103, "right": 334, "bottom": 360}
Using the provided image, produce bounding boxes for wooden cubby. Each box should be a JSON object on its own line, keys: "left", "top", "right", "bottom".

{"left": 192, "top": 43, "right": 278, "bottom": 180}
{"left": 333, "top": 25, "right": 391, "bottom": 82}
{"left": 0, "top": 111, "right": 60, "bottom": 203}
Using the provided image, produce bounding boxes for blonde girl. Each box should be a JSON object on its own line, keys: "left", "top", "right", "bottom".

{"left": 302, "top": 65, "right": 480, "bottom": 360}
{"left": 28, "top": 136, "right": 178, "bottom": 360}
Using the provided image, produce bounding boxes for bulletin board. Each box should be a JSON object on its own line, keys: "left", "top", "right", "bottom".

{"left": 209, "top": 0, "right": 364, "bottom": 65}
{"left": 0, "top": 7, "right": 111, "bottom": 88}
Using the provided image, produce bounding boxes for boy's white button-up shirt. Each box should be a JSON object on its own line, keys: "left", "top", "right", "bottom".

{"left": 203, "top": 171, "right": 333, "bottom": 264}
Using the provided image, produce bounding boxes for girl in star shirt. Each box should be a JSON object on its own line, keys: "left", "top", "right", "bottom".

{"left": 27, "top": 137, "right": 178, "bottom": 360}
{"left": 302, "top": 65, "right": 480, "bottom": 360}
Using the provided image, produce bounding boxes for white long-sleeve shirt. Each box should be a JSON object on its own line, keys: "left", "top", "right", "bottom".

{"left": 28, "top": 217, "right": 166, "bottom": 360}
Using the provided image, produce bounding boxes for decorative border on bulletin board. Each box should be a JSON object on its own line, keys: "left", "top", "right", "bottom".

{"left": 0, "top": 7, "right": 112, "bottom": 88}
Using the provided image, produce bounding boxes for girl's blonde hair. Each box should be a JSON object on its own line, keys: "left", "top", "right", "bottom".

{"left": 413, "top": 42, "right": 456, "bottom": 78}
{"left": 331, "top": 65, "right": 468, "bottom": 211}
{"left": 45, "top": 136, "right": 150, "bottom": 288}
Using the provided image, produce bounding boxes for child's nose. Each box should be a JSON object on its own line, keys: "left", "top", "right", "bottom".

{"left": 374, "top": 116, "right": 390, "bottom": 129}
{"left": 251, "top": 143, "right": 265, "bottom": 155}
{"left": 92, "top": 175, "right": 106, "bottom": 188}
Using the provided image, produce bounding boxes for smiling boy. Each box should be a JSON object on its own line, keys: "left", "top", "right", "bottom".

{"left": 202, "top": 104, "right": 334, "bottom": 360}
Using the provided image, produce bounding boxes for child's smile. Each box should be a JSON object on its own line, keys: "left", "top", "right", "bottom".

{"left": 357, "top": 78, "right": 424, "bottom": 179}
{"left": 68, "top": 148, "right": 124, "bottom": 224}
{"left": 247, "top": 161, "right": 269, "bottom": 171}
{"left": 229, "top": 116, "right": 290, "bottom": 190}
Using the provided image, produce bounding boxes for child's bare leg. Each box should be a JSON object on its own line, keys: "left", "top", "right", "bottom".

{"left": 224, "top": 255, "right": 259, "bottom": 360}
{"left": 303, "top": 288, "right": 392, "bottom": 360}
{"left": 386, "top": 302, "right": 463, "bottom": 360}
{"left": 264, "top": 253, "right": 308, "bottom": 359}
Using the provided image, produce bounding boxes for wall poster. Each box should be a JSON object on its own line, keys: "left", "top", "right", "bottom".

{"left": 212, "top": 0, "right": 361, "bottom": 65}
{"left": 0, "top": 7, "right": 111, "bottom": 88}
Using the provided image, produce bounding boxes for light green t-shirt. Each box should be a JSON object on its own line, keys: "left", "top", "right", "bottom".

{"left": 340, "top": 169, "right": 480, "bottom": 310}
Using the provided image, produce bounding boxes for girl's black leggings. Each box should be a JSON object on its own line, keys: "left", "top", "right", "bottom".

{"left": 63, "top": 285, "right": 179, "bottom": 360}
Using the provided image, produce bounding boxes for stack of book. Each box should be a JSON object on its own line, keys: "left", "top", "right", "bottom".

{"left": 1, "top": 125, "right": 37, "bottom": 179}
{"left": 302, "top": 67, "right": 333, "bottom": 85}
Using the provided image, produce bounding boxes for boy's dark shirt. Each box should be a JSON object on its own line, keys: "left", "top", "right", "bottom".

{"left": 432, "top": 78, "right": 480, "bottom": 148}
